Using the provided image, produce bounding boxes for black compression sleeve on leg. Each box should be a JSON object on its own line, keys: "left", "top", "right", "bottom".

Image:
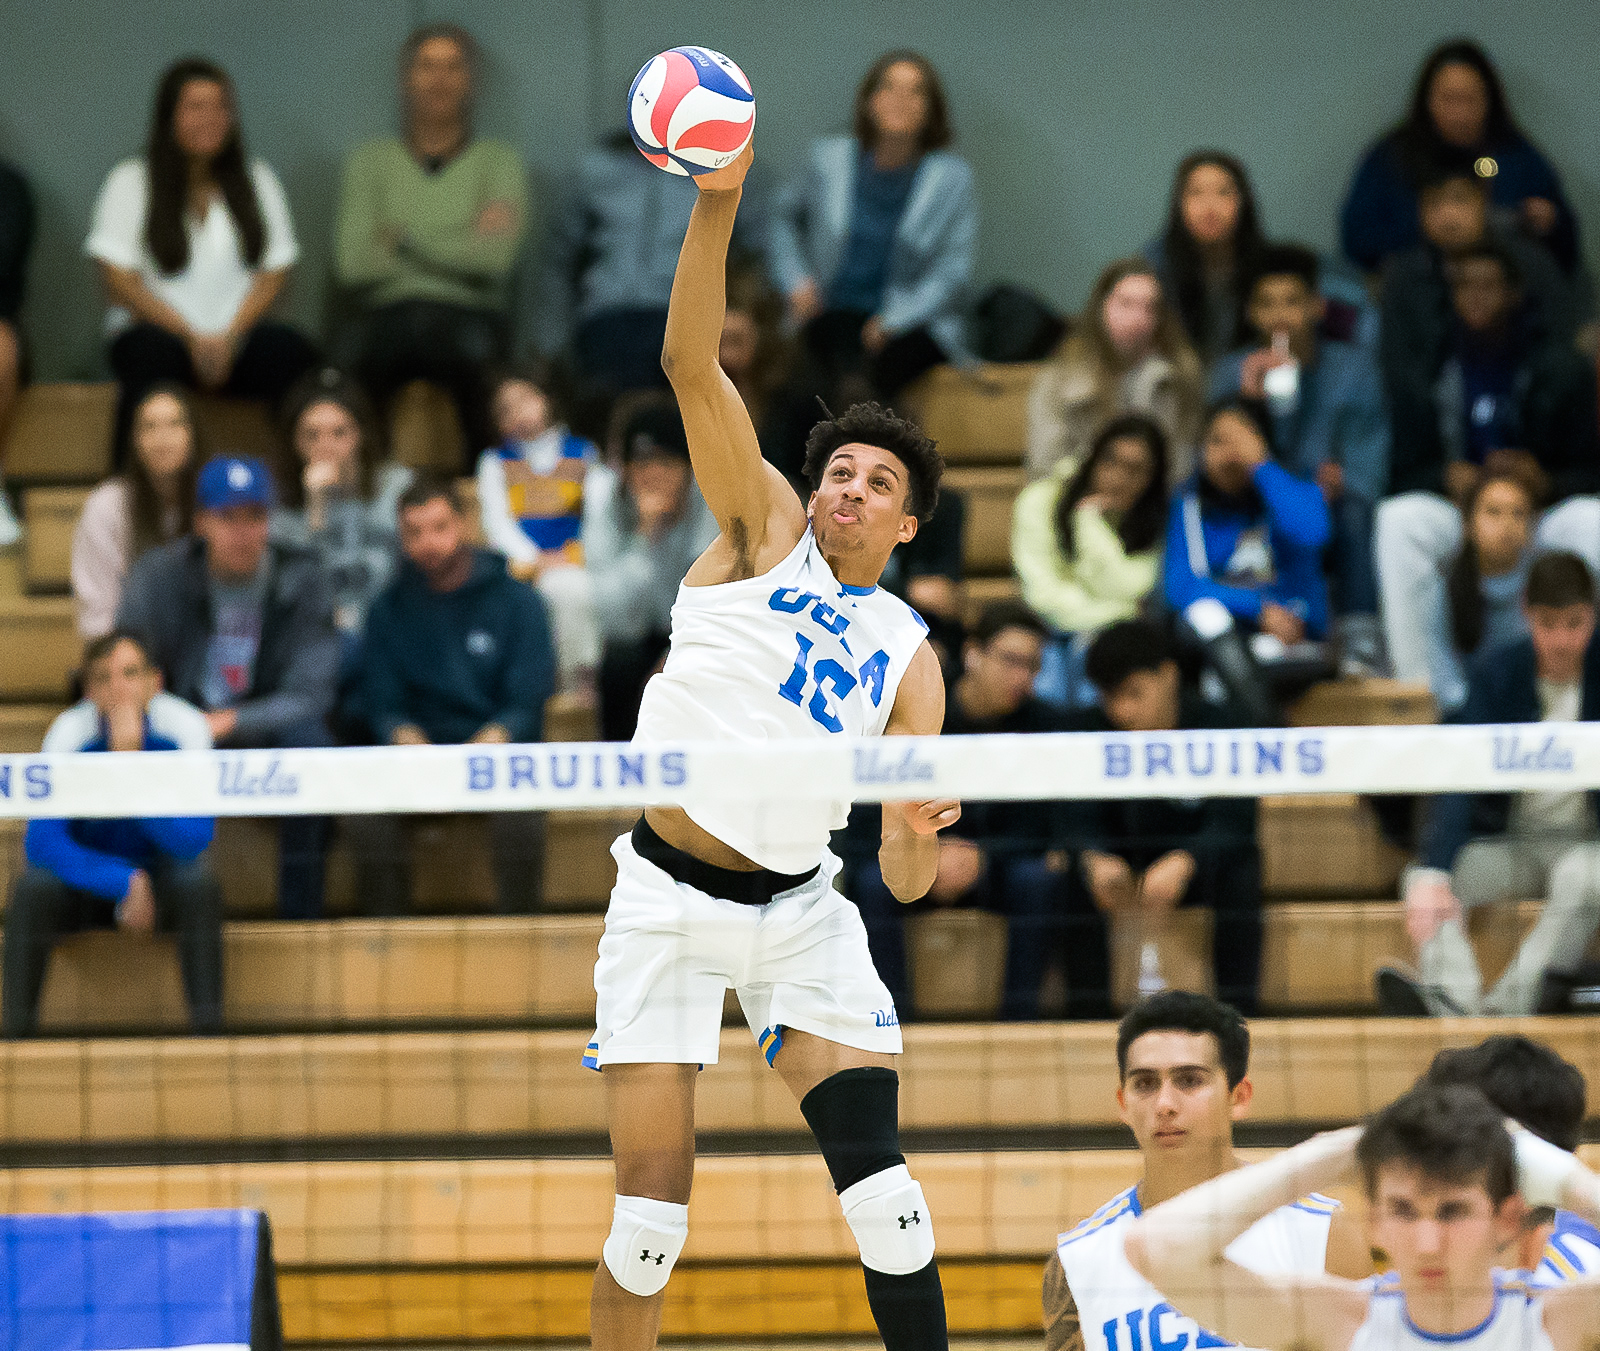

{"left": 802, "top": 1067, "right": 948, "bottom": 1351}
{"left": 864, "top": 1261, "right": 949, "bottom": 1351}
{"left": 799, "top": 1065, "right": 905, "bottom": 1193}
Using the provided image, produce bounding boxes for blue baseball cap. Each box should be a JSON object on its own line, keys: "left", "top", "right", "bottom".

{"left": 196, "top": 455, "right": 276, "bottom": 511}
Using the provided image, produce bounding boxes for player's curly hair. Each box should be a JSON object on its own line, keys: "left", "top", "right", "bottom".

{"left": 802, "top": 401, "right": 943, "bottom": 526}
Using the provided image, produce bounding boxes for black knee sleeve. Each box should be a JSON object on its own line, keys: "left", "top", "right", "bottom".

{"left": 800, "top": 1066, "right": 905, "bottom": 1194}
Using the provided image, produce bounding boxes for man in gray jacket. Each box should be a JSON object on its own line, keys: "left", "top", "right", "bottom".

{"left": 118, "top": 455, "right": 340, "bottom": 918}
{"left": 532, "top": 131, "right": 768, "bottom": 397}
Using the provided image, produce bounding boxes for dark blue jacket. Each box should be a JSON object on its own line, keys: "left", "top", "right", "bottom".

{"left": 1420, "top": 634, "right": 1600, "bottom": 870}
{"left": 1163, "top": 462, "right": 1333, "bottom": 639}
{"left": 25, "top": 723, "right": 214, "bottom": 900}
{"left": 362, "top": 548, "right": 556, "bottom": 745}
{"left": 1341, "top": 131, "right": 1579, "bottom": 273}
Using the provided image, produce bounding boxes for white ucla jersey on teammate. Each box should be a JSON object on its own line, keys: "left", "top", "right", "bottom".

{"left": 1350, "top": 1273, "right": 1553, "bottom": 1351}
{"left": 1057, "top": 1186, "right": 1338, "bottom": 1351}
{"left": 633, "top": 526, "right": 929, "bottom": 872}
{"left": 1533, "top": 1209, "right": 1600, "bottom": 1287}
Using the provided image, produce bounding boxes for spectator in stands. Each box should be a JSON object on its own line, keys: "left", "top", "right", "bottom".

{"left": 1383, "top": 166, "right": 1583, "bottom": 378}
{"left": 87, "top": 58, "right": 319, "bottom": 461}
{"left": 587, "top": 400, "right": 717, "bottom": 740}
{"left": 1025, "top": 258, "right": 1202, "bottom": 483}
{"left": 533, "top": 131, "right": 767, "bottom": 397}
{"left": 1377, "top": 242, "right": 1600, "bottom": 695}
{"left": 1013, "top": 414, "right": 1169, "bottom": 708}
{"left": 0, "top": 159, "right": 34, "bottom": 547}
{"left": 476, "top": 364, "right": 598, "bottom": 690}
{"left": 851, "top": 603, "right": 1067, "bottom": 1019}
{"left": 335, "top": 24, "right": 527, "bottom": 462}
{"left": 1378, "top": 551, "right": 1600, "bottom": 1018}
{"left": 1341, "top": 40, "right": 1581, "bottom": 276}
{"left": 1384, "top": 241, "right": 1599, "bottom": 505}
{"left": 72, "top": 384, "right": 198, "bottom": 639}
{"left": 767, "top": 51, "right": 974, "bottom": 438}
{"left": 2, "top": 630, "right": 221, "bottom": 1037}
{"left": 273, "top": 368, "right": 411, "bottom": 640}
{"left": 1064, "top": 620, "right": 1261, "bottom": 1016}
{"left": 1142, "top": 152, "right": 1266, "bottom": 370}
{"left": 722, "top": 265, "right": 793, "bottom": 437}
{"left": 350, "top": 475, "right": 554, "bottom": 913}
{"left": 1400, "top": 463, "right": 1541, "bottom": 716}
{"left": 117, "top": 454, "right": 338, "bottom": 919}
{"left": 1210, "top": 244, "right": 1389, "bottom": 664}
{"left": 1164, "top": 397, "right": 1332, "bottom": 645}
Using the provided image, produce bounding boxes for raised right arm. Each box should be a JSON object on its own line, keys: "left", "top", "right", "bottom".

{"left": 662, "top": 147, "right": 804, "bottom": 581}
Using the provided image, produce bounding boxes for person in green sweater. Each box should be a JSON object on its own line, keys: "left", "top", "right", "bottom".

{"left": 334, "top": 23, "right": 529, "bottom": 462}
{"left": 1011, "top": 414, "right": 1170, "bottom": 707}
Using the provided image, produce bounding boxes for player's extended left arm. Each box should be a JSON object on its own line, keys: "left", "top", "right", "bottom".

{"left": 878, "top": 642, "right": 960, "bottom": 901}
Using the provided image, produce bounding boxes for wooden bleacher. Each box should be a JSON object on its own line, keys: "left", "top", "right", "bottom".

{"left": 7, "top": 1015, "right": 1598, "bottom": 1149}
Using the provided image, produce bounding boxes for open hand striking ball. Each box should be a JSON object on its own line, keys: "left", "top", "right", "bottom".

{"left": 628, "top": 46, "right": 754, "bottom": 176}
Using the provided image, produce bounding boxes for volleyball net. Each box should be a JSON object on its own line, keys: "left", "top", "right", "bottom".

{"left": 2, "top": 721, "right": 1599, "bottom": 1345}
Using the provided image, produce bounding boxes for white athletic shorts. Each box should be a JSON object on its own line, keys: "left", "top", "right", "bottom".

{"left": 584, "top": 830, "right": 903, "bottom": 1070}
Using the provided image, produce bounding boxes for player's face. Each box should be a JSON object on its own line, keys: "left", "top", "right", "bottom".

{"left": 1117, "top": 1031, "right": 1250, "bottom": 1159}
{"left": 1367, "top": 1166, "right": 1520, "bottom": 1300}
{"left": 809, "top": 445, "right": 917, "bottom": 563}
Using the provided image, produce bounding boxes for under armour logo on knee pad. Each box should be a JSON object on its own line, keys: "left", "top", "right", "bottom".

{"left": 641, "top": 1249, "right": 666, "bottom": 1264}
{"left": 897, "top": 1210, "right": 920, "bottom": 1229}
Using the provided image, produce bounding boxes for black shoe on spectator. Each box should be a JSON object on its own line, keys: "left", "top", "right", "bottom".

{"left": 1374, "top": 966, "right": 1432, "bottom": 1017}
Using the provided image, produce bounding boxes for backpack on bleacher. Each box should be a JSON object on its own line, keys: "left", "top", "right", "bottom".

{"left": 968, "top": 284, "right": 1067, "bottom": 363}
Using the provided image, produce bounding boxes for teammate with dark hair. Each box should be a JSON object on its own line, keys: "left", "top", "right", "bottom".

{"left": 1044, "top": 993, "right": 1368, "bottom": 1351}
{"left": 585, "top": 141, "right": 958, "bottom": 1351}
{"left": 1424, "top": 1035, "right": 1598, "bottom": 1284}
{"left": 1126, "top": 1082, "right": 1600, "bottom": 1351}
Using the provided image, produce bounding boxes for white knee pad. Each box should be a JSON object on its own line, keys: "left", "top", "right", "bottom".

{"left": 839, "top": 1163, "right": 936, "bottom": 1276}
{"left": 603, "top": 1194, "right": 689, "bottom": 1297}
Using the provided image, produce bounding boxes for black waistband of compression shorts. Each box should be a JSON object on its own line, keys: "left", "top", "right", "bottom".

{"left": 631, "top": 815, "right": 820, "bottom": 906}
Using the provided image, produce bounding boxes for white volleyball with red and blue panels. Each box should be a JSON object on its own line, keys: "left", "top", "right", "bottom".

{"left": 628, "top": 46, "right": 754, "bottom": 176}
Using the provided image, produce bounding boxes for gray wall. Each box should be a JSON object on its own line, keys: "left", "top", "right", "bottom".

{"left": 3, "top": 0, "right": 1597, "bottom": 380}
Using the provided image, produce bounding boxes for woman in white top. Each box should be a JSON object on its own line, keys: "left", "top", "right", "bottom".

{"left": 86, "top": 58, "right": 319, "bottom": 462}
{"left": 71, "top": 384, "right": 199, "bottom": 638}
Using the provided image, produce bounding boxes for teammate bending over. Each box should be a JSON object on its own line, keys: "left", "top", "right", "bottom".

{"left": 584, "top": 142, "right": 958, "bottom": 1351}
{"left": 1044, "top": 992, "right": 1370, "bottom": 1351}
{"left": 1124, "top": 1082, "right": 1600, "bottom": 1351}
{"left": 1423, "top": 1034, "right": 1599, "bottom": 1284}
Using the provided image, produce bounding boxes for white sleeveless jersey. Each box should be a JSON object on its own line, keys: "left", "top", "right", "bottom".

{"left": 1351, "top": 1274, "right": 1553, "bottom": 1351}
{"left": 1057, "top": 1186, "right": 1338, "bottom": 1351}
{"left": 634, "top": 527, "right": 929, "bottom": 872}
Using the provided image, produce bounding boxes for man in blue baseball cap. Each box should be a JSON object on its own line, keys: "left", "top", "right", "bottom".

{"left": 117, "top": 454, "right": 340, "bottom": 918}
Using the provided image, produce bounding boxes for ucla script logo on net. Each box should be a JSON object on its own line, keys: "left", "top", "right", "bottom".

{"left": 1492, "top": 732, "right": 1575, "bottom": 773}
{"left": 853, "top": 746, "right": 935, "bottom": 785}
{"left": 217, "top": 756, "right": 300, "bottom": 797}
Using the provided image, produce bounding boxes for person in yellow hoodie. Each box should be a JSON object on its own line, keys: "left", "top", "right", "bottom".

{"left": 1011, "top": 414, "right": 1170, "bottom": 707}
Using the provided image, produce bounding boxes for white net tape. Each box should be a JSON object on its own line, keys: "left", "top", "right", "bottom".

{"left": 0, "top": 719, "right": 1589, "bottom": 818}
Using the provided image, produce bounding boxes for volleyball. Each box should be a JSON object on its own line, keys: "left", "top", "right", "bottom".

{"left": 627, "top": 46, "right": 755, "bottom": 177}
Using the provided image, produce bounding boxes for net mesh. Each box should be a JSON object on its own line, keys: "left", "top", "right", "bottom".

{"left": 2, "top": 727, "right": 1598, "bottom": 1345}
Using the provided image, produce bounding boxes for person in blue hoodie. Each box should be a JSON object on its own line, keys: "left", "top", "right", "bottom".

{"left": 349, "top": 474, "right": 556, "bottom": 914}
{"left": 1209, "top": 245, "right": 1389, "bottom": 669}
{"left": 1163, "top": 396, "right": 1332, "bottom": 648}
{"left": 3, "top": 630, "right": 220, "bottom": 1036}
